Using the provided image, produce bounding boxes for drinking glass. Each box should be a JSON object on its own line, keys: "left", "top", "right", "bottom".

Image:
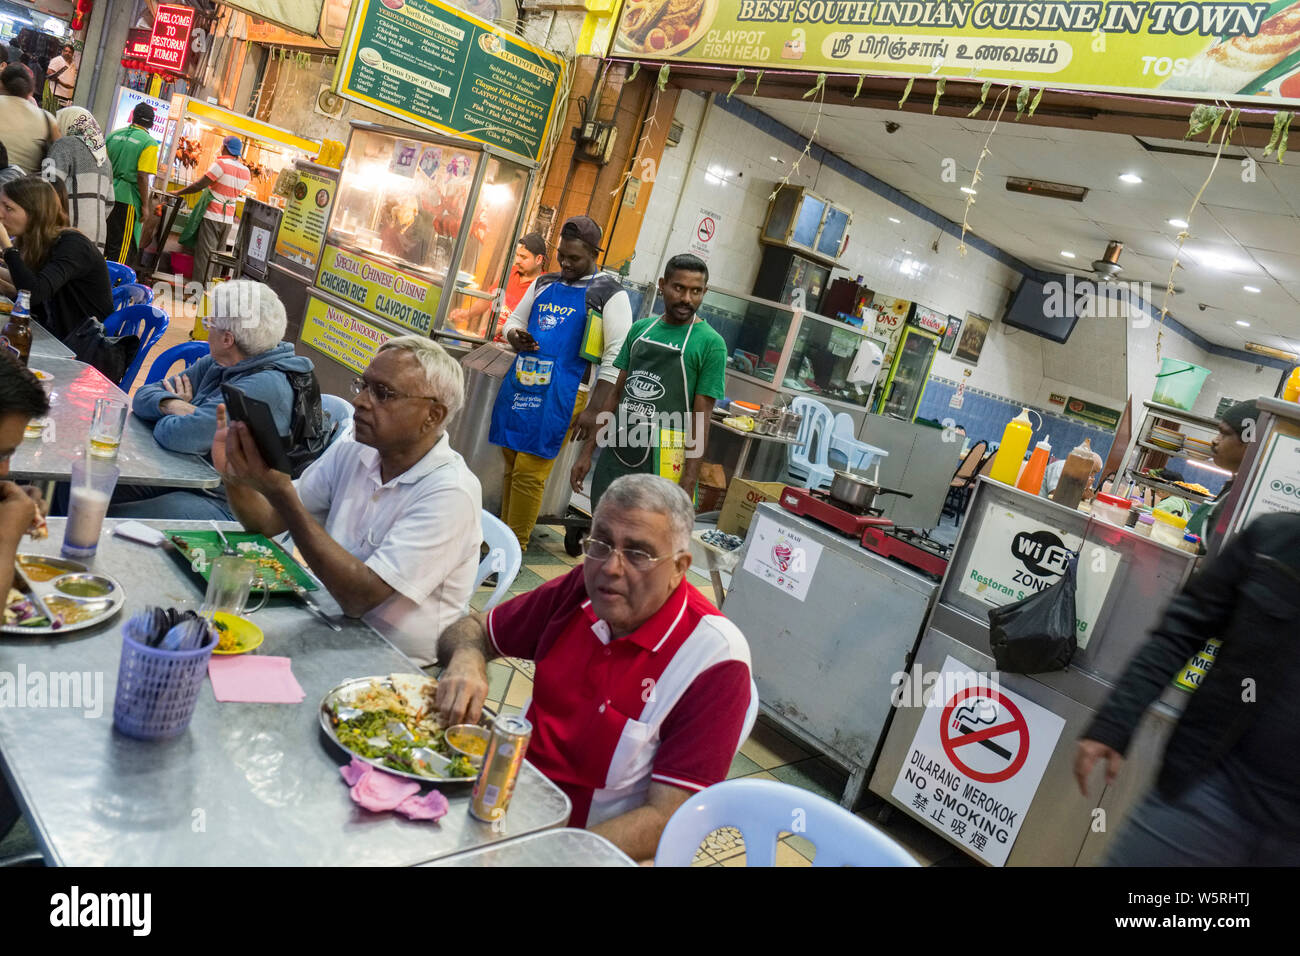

{"left": 62, "top": 457, "right": 120, "bottom": 559}
{"left": 201, "top": 555, "right": 270, "bottom": 617}
{"left": 88, "top": 398, "right": 128, "bottom": 460}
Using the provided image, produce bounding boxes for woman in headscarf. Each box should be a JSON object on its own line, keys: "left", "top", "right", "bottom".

{"left": 46, "top": 106, "right": 112, "bottom": 251}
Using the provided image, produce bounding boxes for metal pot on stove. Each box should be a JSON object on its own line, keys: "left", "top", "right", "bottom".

{"left": 829, "top": 470, "right": 913, "bottom": 512}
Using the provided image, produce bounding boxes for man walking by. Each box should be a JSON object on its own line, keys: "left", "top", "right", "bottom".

{"left": 490, "top": 215, "right": 630, "bottom": 550}
{"left": 176, "top": 135, "right": 250, "bottom": 284}
{"left": 571, "top": 253, "right": 725, "bottom": 509}
{"left": 103, "top": 102, "right": 157, "bottom": 266}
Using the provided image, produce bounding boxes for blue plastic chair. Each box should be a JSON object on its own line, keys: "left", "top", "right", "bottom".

{"left": 654, "top": 778, "right": 920, "bottom": 867}
{"left": 474, "top": 510, "right": 521, "bottom": 611}
{"left": 143, "top": 341, "right": 209, "bottom": 385}
{"left": 786, "top": 396, "right": 836, "bottom": 490}
{"left": 106, "top": 261, "right": 136, "bottom": 288}
{"left": 112, "top": 282, "right": 154, "bottom": 312}
{"left": 320, "top": 393, "right": 354, "bottom": 446}
{"left": 105, "top": 305, "right": 169, "bottom": 390}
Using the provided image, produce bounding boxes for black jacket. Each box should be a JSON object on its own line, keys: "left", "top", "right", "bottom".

{"left": 4, "top": 229, "right": 114, "bottom": 340}
{"left": 1084, "top": 511, "right": 1300, "bottom": 800}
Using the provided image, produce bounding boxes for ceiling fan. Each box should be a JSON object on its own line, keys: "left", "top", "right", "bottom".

{"left": 1087, "top": 240, "right": 1185, "bottom": 295}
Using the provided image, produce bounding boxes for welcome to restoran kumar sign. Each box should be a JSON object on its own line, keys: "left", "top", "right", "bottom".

{"left": 612, "top": 0, "right": 1300, "bottom": 106}
{"left": 147, "top": 4, "right": 195, "bottom": 74}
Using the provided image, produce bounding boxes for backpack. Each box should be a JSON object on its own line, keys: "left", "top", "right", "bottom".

{"left": 283, "top": 368, "right": 331, "bottom": 478}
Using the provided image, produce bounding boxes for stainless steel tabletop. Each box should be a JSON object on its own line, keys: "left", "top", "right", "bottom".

{"left": 422, "top": 828, "right": 637, "bottom": 867}
{"left": 13, "top": 356, "right": 221, "bottom": 488}
{"left": 29, "top": 321, "right": 74, "bottom": 359}
{"left": 0, "top": 518, "right": 572, "bottom": 866}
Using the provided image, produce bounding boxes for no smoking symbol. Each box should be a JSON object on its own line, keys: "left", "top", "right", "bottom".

{"left": 939, "top": 687, "right": 1029, "bottom": 783}
{"left": 696, "top": 216, "right": 715, "bottom": 243}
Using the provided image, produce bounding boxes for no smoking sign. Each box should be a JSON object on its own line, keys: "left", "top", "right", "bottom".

{"left": 940, "top": 687, "right": 1029, "bottom": 783}
{"left": 688, "top": 207, "right": 720, "bottom": 262}
{"left": 696, "top": 216, "right": 715, "bottom": 243}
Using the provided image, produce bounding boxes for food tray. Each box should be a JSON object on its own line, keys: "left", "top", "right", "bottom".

{"left": 163, "top": 530, "right": 319, "bottom": 593}
{"left": 319, "top": 674, "right": 492, "bottom": 785}
{"left": 2, "top": 554, "right": 126, "bottom": 635}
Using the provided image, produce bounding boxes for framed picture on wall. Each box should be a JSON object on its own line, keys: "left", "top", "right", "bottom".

{"left": 954, "top": 312, "right": 991, "bottom": 364}
{"left": 940, "top": 316, "right": 962, "bottom": 353}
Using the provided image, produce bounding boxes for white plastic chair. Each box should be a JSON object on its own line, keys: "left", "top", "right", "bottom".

{"left": 828, "top": 412, "right": 889, "bottom": 473}
{"left": 320, "top": 393, "right": 355, "bottom": 445}
{"left": 786, "top": 396, "right": 836, "bottom": 490}
{"left": 654, "top": 778, "right": 919, "bottom": 867}
{"left": 475, "top": 511, "right": 522, "bottom": 611}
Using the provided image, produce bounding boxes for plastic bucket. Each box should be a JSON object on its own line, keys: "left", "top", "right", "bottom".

{"left": 112, "top": 631, "right": 216, "bottom": 740}
{"left": 1152, "top": 358, "right": 1210, "bottom": 411}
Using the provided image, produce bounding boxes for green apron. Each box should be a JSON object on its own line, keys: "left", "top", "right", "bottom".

{"left": 591, "top": 317, "right": 695, "bottom": 507}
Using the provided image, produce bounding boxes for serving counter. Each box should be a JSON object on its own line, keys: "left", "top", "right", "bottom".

{"left": 867, "top": 478, "right": 1199, "bottom": 865}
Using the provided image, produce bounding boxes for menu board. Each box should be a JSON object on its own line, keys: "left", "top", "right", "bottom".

{"left": 314, "top": 243, "right": 442, "bottom": 334}
{"left": 300, "top": 295, "right": 394, "bottom": 375}
{"left": 334, "top": 0, "right": 563, "bottom": 161}
{"left": 274, "top": 164, "right": 338, "bottom": 271}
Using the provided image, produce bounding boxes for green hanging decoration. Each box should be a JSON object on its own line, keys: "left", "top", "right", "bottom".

{"left": 753, "top": 70, "right": 764, "bottom": 95}
{"left": 1278, "top": 112, "right": 1293, "bottom": 162}
{"left": 931, "top": 77, "right": 946, "bottom": 113}
{"left": 727, "top": 69, "right": 745, "bottom": 100}
{"left": 1186, "top": 103, "right": 1223, "bottom": 140}
{"left": 802, "top": 73, "right": 826, "bottom": 100}
{"left": 1263, "top": 109, "right": 1290, "bottom": 156}
{"left": 898, "top": 77, "right": 914, "bottom": 108}
{"left": 1014, "top": 84, "right": 1030, "bottom": 120}
{"left": 853, "top": 73, "right": 865, "bottom": 99}
{"left": 967, "top": 80, "right": 991, "bottom": 118}
{"left": 628, "top": 62, "right": 639, "bottom": 83}
{"left": 1027, "top": 87, "right": 1044, "bottom": 117}
{"left": 657, "top": 63, "right": 670, "bottom": 92}
{"left": 1227, "top": 107, "right": 1241, "bottom": 137}
{"left": 1207, "top": 106, "right": 1226, "bottom": 142}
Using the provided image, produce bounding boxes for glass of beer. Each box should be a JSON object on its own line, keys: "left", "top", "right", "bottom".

{"left": 88, "top": 398, "right": 128, "bottom": 459}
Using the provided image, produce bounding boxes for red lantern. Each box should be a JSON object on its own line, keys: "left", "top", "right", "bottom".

{"left": 71, "top": 0, "right": 93, "bottom": 31}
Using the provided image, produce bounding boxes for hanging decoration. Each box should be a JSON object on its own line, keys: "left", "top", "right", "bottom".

{"left": 957, "top": 84, "right": 1013, "bottom": 258}
{"left": 853, "top": 74, "right": 865, "bottom": 99}
{"left": 727, "top": 69, "right": 745, "bottom": 99}
{"left": 656, "top": 63, "right": 670, "bottom": 91}
{"left": 628, "top": 62, "right": 639, "bottom": 83}
{"left": 769, "top": 72, "right": 826, "bottom": 201}
{"left": 932, "top": 77, "right": 946, "bottom": 114}
{"left": 1264, "top": 110, "right": 1293, "bottom": 162}
{"left": 802, "top": 73, "right": 826, "bottom": 100}
{"left": 898, "top": 77, "right": 913, "bottom": 108}
{"left": 967, "top": 80, "right": 991, "bottom": 118}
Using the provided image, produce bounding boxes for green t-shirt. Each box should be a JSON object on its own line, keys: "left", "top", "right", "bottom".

{"left": 614, "top": 315, "right": 727, "bottom": 405}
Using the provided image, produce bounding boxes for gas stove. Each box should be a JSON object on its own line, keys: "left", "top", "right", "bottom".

{"left": 861, "top": 526, "right": 951, "bottom": 580}
{"left": 778, "top": 486, "right": 894, "bottom": 538}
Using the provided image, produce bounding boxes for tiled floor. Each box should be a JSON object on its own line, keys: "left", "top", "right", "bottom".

{"left": 471, "top": 523, "right": 974, "bottom": 869}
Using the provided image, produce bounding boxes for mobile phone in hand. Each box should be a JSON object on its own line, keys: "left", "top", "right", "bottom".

{"left": 221, "top": 384, "right": 293, "bottom": 473}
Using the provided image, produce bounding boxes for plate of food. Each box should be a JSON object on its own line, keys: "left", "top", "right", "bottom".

{"left": 2, "top": 555, "right": 126, "bottom": 634}
{"left": 164, "top": 530, "right": 319, "bottom": 593}
{"left": 616, "top": 0, "right": 717, "bottom": 56}
{"left": 319, "top": 674, "right": 485, "bottom": 783}
{"left": 211, "top": 611, "right": 264, "bottom": 655}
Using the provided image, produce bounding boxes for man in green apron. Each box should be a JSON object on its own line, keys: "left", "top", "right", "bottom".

{"left": 572, "top": 254, "right": 726, "bottom": 509}
{"left": 103, "top": 102, "right": 158, "bottom": 266}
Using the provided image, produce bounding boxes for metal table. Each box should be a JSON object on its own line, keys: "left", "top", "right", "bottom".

{"left": 422, "top": 828, "right": 637, "bottom": 867}
{"left": 0, "top": 518, "right": 571, "bottom": 866}
{"left": 29, "top": 322, "right": 74, "bottom": 359}
{"left": 13, "top": 357, "right": 221, "bottom": 488}
{"left": 714, "top": 420, "right": 802, "bottom": 479}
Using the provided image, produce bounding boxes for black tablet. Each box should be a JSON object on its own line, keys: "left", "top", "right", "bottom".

{"left": 221, "top": 384, "right": 293, "bottom": 474}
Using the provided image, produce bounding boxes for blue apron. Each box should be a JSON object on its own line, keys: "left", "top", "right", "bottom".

{"left": 489, "top": 280, "right": 590, "bottom": 460}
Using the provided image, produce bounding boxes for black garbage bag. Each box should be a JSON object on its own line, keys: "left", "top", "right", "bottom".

{"left": 987, "top": 554, "right": 1078, "bottom": 673}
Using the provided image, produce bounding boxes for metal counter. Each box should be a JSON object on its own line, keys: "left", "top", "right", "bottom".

{"left": 421, "top": 828, "right": 637, "bottom": 867}
{"left": 723, "top": 502, "right": 940, "bottom": 807}
{"left": 30, "top": 322, "right": 74, "bottom": 359}
{"left": 867, "top": 478, "right": 1198, "bottom": 866}
{"left": 0, "top": 519, "right": 571, "bottom": 866}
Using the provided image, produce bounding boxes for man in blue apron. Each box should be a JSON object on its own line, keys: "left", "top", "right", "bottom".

{"left": 490, "top": 216, "right": 631, "bottom": 550}
{"left": 571, "top": 254, "right": 726, "bottom": 509}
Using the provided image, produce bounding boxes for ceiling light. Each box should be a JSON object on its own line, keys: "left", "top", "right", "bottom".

{"left": 888, "top": 217, "right": 901, "bottom": 223}
{"left": 1060, "top": 250, "right": 1076, "bottom": 259}
{"left": 769, "top": 156, "right": 779, "bottom": 161}
{"left": 1236, "top": 320, "right": 1251, "bottom": 327}
{"left": 1168, "top": 218, "right": 1189, "bottom": 228}
{"left": 960, "top": 186, "right": 977, "bottom": 195}
{"left": 1243, "top": 285, "right": 1260, "bottom": 293}
{"left": 1119, "top": 172, "right": 1143, "bottom": 184}
{"left": 1189, "top": 249, "right": 1249, "bottom": 272}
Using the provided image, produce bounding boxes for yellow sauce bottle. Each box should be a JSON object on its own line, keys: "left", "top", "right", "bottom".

{"left": 990, "top": 408, "right": 1034, "bottom": 485}
{"left": 1285, "top": 366, "right": 1300, "bottom": 403}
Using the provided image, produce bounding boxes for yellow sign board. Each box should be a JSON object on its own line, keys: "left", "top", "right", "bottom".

{"left": 300, "top": 295, "right": 394, "bottom": 375}
{"left": 612, "top": 0, "right": 1300, "bottom": 105}
{"left": 275, "top": 166, "right": 338, "bottom": 271}
{"left": 314, "top": 243, "right": 442, "bottom": 334}
{"left": 1173, "top": 637, "right": 1222, "bottom": 692}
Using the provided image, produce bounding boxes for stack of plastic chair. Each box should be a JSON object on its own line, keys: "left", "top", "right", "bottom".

{"left": 111, "top": 282, "right": 154, "bottom": 312}
{"left": 106, "top": 261, "right": 136, "bottom": 288}
{"left": 654, "top": 778, "right": 920, "bottom": 867}
{"left": 785, "top": 395, "right": 836, "bottom": 490}
{"left": 105, "top": 304, "right": 169, "bottom": 391}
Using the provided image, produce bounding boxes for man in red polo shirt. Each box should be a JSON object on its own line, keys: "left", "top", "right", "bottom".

{"left": 436, "top": 473, "right": 755, "bottom": 859}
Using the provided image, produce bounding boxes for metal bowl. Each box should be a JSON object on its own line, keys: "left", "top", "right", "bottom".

{"left": 51, "top": 573, "right": 118, "bottom": 602}
{"left": 444, "top": 723, "right": 490, "bottom": 767}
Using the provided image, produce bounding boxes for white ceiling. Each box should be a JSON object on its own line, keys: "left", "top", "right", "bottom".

{"left": 741, "top": 95, "right": 1300, "bottom": 354}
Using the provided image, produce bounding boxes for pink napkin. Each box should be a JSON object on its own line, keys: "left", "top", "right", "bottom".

{"left": 339, "top": 757, "right": 450, "bottom": 821}
{"left": 207, "top": 655, "right": 306, "bottom": 703}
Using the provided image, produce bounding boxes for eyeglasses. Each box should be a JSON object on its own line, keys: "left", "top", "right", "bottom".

{"left": 580, "top": 537, "right": 680, "bottom": 572}
{"left": 350, "top": 378, "right": 440, "bottom": 405}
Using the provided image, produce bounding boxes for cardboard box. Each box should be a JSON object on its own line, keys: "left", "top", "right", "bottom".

{"left": 718, "top": 479, "right": 788, "bottom": 536}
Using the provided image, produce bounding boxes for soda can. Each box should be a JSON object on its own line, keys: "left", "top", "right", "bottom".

{"left": 535, "top": 359, "right": 553, "bottom": 386}
{"left": 470, "top": 713, "right": 532, "bottom": 824}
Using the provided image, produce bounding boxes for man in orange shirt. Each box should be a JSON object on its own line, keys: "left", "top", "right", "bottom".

{"left": 448, "top": 233, "right": 546, "bottom": 341}
{"left": 175, "top": 136, "right": 251, "bottom": 284}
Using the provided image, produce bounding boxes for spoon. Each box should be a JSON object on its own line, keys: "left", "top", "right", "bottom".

{"left": 210, "top": 521, "right": 236, "bottom": 556}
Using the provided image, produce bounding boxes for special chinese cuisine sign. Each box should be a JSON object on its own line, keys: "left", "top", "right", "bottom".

{"left": 613, "top": 0, "right": 1300, "bottom": 105}
{"left": 147, "top": 5, "right": 195, "bottom": 74}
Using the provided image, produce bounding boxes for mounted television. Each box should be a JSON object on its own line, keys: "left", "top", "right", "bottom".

{"left": 1002, "top": 273, "right": 1121, "bottom": 344}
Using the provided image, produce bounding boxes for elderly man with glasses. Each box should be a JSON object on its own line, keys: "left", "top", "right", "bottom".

{"left": 435, "top": 473, "right": 756, "bottom": 859}
{"left": 212, "top": 335, "right": 482, "bottom": 666}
